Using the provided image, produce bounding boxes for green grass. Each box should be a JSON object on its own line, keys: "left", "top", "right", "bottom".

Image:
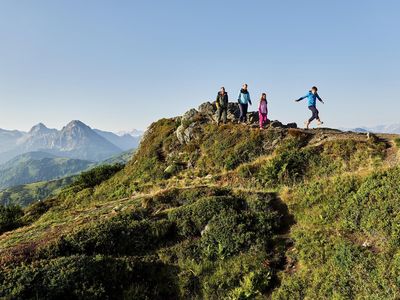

{"left": 394, "top": 137, "right": 400, "bottom": 148}
{"left": 272, "top": 168, "right": 400, "bottom": 299}
{"left": 0, "top": 187, "right": 288, "bottom": 299}
{"left": 0, "top": 116, "right": 399, "bottom": 299}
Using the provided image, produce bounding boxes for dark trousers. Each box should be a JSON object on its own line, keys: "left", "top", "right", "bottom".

{"left": 239, "top": 103, "right": 248, "bottom": 122}
{"left": 217, "top": 107, "right": 227, "bottom": 124}
{"left": 308, "top": 106, "right": 319, "bottom": 122}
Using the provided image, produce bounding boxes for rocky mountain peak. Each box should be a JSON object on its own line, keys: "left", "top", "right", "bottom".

{"left": 29, "top": 123, "right": 50, "bottom": 134}
{"left": 64, "top": 120, "right": 89, "bottom": 130}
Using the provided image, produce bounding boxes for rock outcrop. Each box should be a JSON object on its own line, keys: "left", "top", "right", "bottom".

{"left": 176, "top": 101, "right": 297, "bottom": 144}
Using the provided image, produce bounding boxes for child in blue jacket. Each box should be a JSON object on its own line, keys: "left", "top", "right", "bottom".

{"left": 237, "top": 83, "right": 252, "bottom": 123}
{"left": 295, "top": 86, "right": 325, "bottom": 129}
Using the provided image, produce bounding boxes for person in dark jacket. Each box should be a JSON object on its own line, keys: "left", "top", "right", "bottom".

{"left": 216, "top": 87, "right": 228, "bottom": 125}
{"left": 237, "top": 83, "right": 252, "bottom": 123}
{"left": 295, "top": 86, "right": 325, "bottom": 129}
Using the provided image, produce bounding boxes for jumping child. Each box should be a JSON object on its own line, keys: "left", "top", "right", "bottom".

{"left": 295, "top": 86, "right": 324, "bottom": 129}
{"left": 258, "top": 93, "right": 269, "bottom": 129}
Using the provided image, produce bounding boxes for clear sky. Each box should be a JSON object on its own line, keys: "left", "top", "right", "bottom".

{"left": 0, "top": 0, "right": 398, "bottom": 132}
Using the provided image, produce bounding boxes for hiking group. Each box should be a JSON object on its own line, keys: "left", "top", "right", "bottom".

{"left": 215, "top": 84, "right": 324, "bottom": 129}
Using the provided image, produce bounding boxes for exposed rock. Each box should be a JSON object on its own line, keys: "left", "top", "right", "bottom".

{"left": 201, "top": 224, "right": 210, "bottom": 236}
{"left": 367, "top": 132, "right": 379, "bottom": 143}
{"left": 175, "top": 102, "right": 299, "bottom": 144}
{"left": 176, "top": 122, "right": 197, "bottom": 144}
{"left": 362, "top": 240, "right": 371, "bottom": 248}
{"left": 226, "top": 103, "right": 241, "bottom": 122}
{"left": 181, "top": 108, "right": 198, "bottom": 122}
{"left": 176, "top": 126, "right": 185, "bottom": 144}
{"left": 198, "top": 102, "right": 216, "bottom": 115}
{"left": 286, "top": 122, "right": 298, "bottom": 129}
{"left": 247, "top": 112, "right": 259, "bottom": 124}
{"left": 270, "top": 121, "right": 284, "bottom": 128}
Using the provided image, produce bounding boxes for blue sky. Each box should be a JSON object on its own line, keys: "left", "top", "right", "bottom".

{"left": 0, "top": 0, "right": 398, "bottom": 132}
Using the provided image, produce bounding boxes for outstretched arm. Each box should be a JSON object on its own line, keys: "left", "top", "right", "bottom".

{"left": 295, "top": 95, "right": 307, "bottom": 102}
{"left": 316, "top": 93, "right": 324, "bottom": 104}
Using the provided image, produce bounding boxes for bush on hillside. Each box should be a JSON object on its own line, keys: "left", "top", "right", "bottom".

{"left": 22, "top": 198, "right": 60, "bottom": 224}
{"left": 394, "top": 137, "right": 400, "bottom": 148}
{"left": 198, "top": 125, "right": 283, "bottom": 172}
{"left": 168, "top": 195, "right": 245, "bottom": 237}
{"left": 38, "top": 214, "right": 176, "bottom": 258}
{"left": 201, "top": 253, "right": 273, "bottom": 299}
{"left": 0, "top": 204, "right": 23, "bottom": 234}
{"left": 0, "top": 255, "right": 179, "bottom": 299}
{"left": 258, "top": 148, "right": 317, "bottom": 187}
{"left": 68, "top": 163, "right": 124, "bottom": 192}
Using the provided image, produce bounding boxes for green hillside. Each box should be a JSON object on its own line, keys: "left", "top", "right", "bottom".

{"left": 0, "top": 151, "right": 93, "bottom": 190}
{"left": 0, "top": 108, "right": 399, "bottom": 299}
{"left": 101, "top": 148, "right": 136, "bottom": 165}
{"left": 0, "top": 177, "right": 74, "bottom": 207}
{"left": 0, "top": 150, "right": 135, "bottom": 207}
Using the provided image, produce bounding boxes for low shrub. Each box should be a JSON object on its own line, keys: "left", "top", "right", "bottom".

{"left": 22, "top": 198, "right": 59, "bottom": 224}
{"left": 39, "top": 214, "right": 176, "bottom": 257}
{"left": 202, "top": 253, "right": 273, "bottom": 299}
{"left": 68, "top": 163, "right": 125, "bottom": 192}
{"left": 0, "top": 255, "right": 179, "bottom": 299}
{"left": 168, "top": 195, "right": 245, "bottom": 237}
{"left": 0, "top": 204, "right": 23, "bottom": 234}
{"left": 258, "top": 148, "right": 317, "bottom": 187}
{"left": 168, "top": 192, "right": 282, "bottom": 260}
{"left": 395, "top": 137, "right": 400, "bottom": 148}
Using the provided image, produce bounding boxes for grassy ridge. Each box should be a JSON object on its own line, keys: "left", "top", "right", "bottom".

{"left": 0, "top": 115, "right": 399, "bottom": 299}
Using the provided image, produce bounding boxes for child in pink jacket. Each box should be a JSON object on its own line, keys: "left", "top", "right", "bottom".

{"left": 258, "top": 93, "right": 269, "bottom": 129}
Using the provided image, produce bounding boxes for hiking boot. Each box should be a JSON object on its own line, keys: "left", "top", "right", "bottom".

{"left": 317, "top": 120, "right": 324, "bottom": 126}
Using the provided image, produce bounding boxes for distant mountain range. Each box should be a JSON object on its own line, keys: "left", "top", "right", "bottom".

{"left": 117, "top": 129, "right": 144, "bottom": 137}
{"left": 94, "top": 129, "right": 140, "bottom": 151}
{"left": 345, "top": 124, "right": 400, "bottom": 134}
{"left": 0, "top": 121, "right": 142, "bottom": 164}
{"left": 0, "top": 121, "right": 142, "bottom": 191}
